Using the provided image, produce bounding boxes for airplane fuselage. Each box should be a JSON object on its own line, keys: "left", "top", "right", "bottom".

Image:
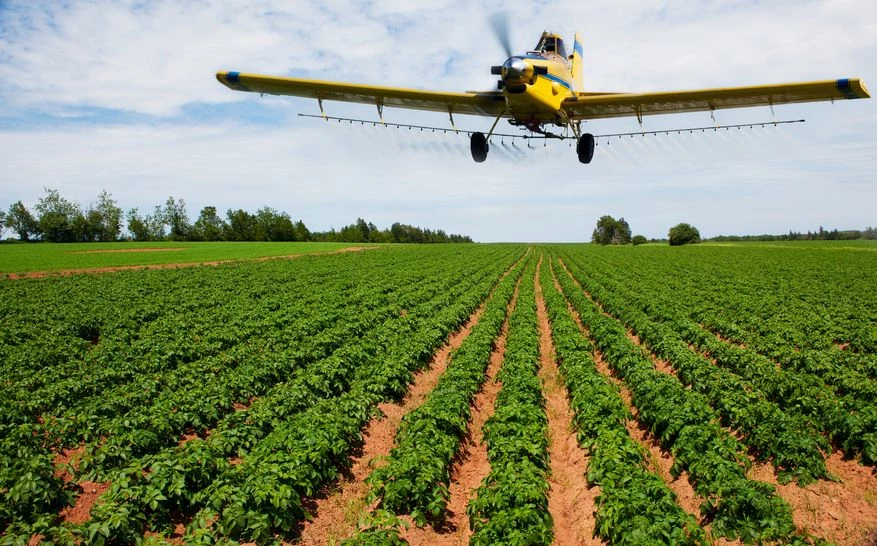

{"left": 502, "top": 52, "right": 576, "bottom": 124}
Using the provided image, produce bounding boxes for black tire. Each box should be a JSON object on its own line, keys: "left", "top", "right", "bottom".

{"left": 577, "top": 133, "right": 595, "bottom": 164}
{"left": 470, "top": 132, "right": 489, "bottom": 163}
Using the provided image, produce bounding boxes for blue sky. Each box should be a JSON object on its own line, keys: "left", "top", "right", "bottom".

{"left": 1, "top": 0, "right": 875, "bottom": 241}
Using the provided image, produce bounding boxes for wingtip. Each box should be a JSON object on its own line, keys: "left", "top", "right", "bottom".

{"left": 858, "top": 78, "right": 871, "bottom": 99}
{"left": 216, "top": 71, "right": 249, "bottom": 92}
{"left": 838, "top": 78, "right": 870, "bottom": 99}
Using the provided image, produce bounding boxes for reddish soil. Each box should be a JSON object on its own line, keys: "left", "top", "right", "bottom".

{"left": 53, "top": 444, "right": 85, "bottom": 482}
{"left": 58, "top": 481, "right": 111, "bottom": 525}
{"left": 401, "top": 289, "right": 517, "bottom": 545}
{"left": 749, "top": 453, "right": 877, "bottom": 545}
{"left": 534, "top": 258, "right": 602, "bottom": 545}
{"left": 296, "top": 254, "right": 528, "bottom": 546}
{"left": 4, "top": 246, "right": 377, "bottom": 280}
{"left": 551, "top": 263, "right": 705, "bottom": 527}
{"left": 52, "top": 443, "right": 110, "bottom": 527}
{"left": 295, "top": 301, "right": 487, "bottom": 545}
{"left": 178, "top": 431, "right": 199, "bottom": 446}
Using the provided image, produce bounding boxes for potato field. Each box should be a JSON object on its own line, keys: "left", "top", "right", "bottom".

{"left": 1, "top": 243, "right": 875, "bottom": 545}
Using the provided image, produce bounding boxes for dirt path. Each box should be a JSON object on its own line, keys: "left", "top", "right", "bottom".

{"left": 4, "top": 246, "right": 377, "bottom": 280}
{"left": 534, "top": 258, "right": 601, "bottom": 546}
{"left": 400, "top": 277, "right": 522, "bottom": 545}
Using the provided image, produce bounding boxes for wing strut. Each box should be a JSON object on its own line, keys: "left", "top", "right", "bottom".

{"left": 486, "top": 109, "right": 507, "bottom": 140}
{"left": 376, "top": 100, "right": 385, "bottom": 125}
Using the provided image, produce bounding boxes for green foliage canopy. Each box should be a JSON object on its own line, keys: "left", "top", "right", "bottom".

{"left": 669, "top": 223, "right": 701, "bottom": 246}
{"left": 592, "top": 215, "right": 632, "bottom": 245}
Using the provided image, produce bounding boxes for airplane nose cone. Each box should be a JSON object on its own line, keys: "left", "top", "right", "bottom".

{"left": 503, "top": 57, "right": 529, "bottom": 80}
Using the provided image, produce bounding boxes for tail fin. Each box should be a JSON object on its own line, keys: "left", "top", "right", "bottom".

{"left": 570, "top": 32, "right": 584, "bottom": 92}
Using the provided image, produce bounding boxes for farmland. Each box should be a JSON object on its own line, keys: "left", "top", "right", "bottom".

{"left": 0, "top": 242, "right": 379, "bottom": 276}
{"left": 1, "top": 242, "right": 875, "bottom": 545}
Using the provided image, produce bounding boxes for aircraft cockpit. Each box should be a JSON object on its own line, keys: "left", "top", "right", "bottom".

{"left": 534, "top": 34, "right": 568, "bottom": 59}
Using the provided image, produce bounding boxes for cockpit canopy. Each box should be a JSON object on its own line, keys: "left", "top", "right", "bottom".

{"left": 534, "top": 34, "right": 568, "bottom": 58}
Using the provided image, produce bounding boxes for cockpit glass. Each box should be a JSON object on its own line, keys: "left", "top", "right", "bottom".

{"left": 534, "top": 36, "right": 566, "bottom": 57}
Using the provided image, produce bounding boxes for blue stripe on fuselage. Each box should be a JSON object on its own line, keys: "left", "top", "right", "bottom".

{"left": 539, "top": 72, "right": 572, "bottom": 90}
{"left": 574, "top": 41, "right": 583, "bottom": 56}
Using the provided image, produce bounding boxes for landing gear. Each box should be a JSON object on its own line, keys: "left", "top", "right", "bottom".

{"left": 577, "top": 133, "right": 595, "bottom": 164}
{"left": 470, "top": 132, "right": 489, "bottom": 163}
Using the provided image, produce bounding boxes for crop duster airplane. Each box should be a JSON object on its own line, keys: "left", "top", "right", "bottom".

{"left": 217, "top": 20, "right": 870, "bottom": 164}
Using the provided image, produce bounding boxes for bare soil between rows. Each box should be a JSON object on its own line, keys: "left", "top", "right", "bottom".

{"left": 534, "top": 257, "right": 601, "bottom": 545}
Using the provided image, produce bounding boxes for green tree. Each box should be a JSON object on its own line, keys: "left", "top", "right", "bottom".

{"left": 632, "top": 235, "right": 648, "bottom": 246}
{"left": 0, "top": 210, "right": 6, "bottom": 239}
{"left": 95, "top": 190, "right": 123, "bottom": 241}
{"left": 356, "top": 218, "right": 370, "bottom": 242}
{"left": 668, "top": 223, "right": 701, "bottom": 246}
{"left": 163, "top": 196, "right": 190, "bottom": 241}
{"left": 126, "top": 208, "right": 150, "bottom": 241}
{"left": 225, "top": 209, "right": 257, "bottom": 241}
{"left": 35, "top": 188, "right": 82, "bottom": 242}
{"left": 592, "top": 215, "right": 632, "bottom": 245}
{"left": 193, "top": 206, "right": 227, "bottom": 241}
{"left": 293, "top": 220, "right": 310, "bottom": 242}
{"left": 6, "top": 201, "right": 39, "bottom": 241}
{"left": 255, "top": 207, "right": 296, "bottom": 241}
{"left": 73, "top": 209, "right": 105, "bottom": 242}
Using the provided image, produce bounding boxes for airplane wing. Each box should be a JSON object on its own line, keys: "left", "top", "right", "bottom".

{"left": 562, "top": 78, "right": 870, "bottom": 120}
{"left": 216, "top": 71, "right": 508, "bottom": 117}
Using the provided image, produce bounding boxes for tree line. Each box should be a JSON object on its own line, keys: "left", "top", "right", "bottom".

{"left": 708, "top": 226, "right": 877, "bottom": 242}
{"left": 592, "top": 215, "right": 701, "bottom": 246}
{"left": 2, "top": 189, "right": 473, "bottom": 244}
{"left": 591, "top": 214, "right": 875, "bottom": 246}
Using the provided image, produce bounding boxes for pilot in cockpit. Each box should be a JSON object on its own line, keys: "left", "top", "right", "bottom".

{"left": 535, "top": 34, "right": 567, "bottom": 58}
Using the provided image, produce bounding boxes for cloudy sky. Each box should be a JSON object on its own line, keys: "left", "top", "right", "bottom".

{"left": 1, "top": 0, "right": 875, "bottom": 241}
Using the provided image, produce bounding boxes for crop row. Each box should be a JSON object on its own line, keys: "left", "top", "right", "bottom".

{"left": 573, "top": 246, "right": 877, "bottom": 387}
{"left": 694, "top": 309, "right": 877, "bottom": 401}
{"left": 559, "top": 249, "right": 877, "bottom": 465}
{"left": 0, "top": 248, "right": 516, "bottom": 535}
{"left": 538, "top": 259, "right": 708, "bottom": 544}
{"left": 552, "top": 256, "right": 799, "bottom": 542}
{"left": 89, "top": 254, "right": 520, "bottom": 545}
{"left": 0, "top": 247, "right": 526, "bottom": 543}
{"left": 79, "top": 254, "right": 505, "bottom": 478}
{"left": 363, "top": 252, "right": 529, "bottom": 528}
{"left": 557, "top": 253, "right": 831, "bottom": 484}
{"left": 466, "top": 257, "right": 551, "bottom": 545}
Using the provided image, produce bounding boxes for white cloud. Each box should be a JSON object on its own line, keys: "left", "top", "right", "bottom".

{"left": 1, "top": 0, "right": 875, "bottom": 240}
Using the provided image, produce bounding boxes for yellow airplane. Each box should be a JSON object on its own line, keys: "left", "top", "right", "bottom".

{"left": 216, "top": 28, "right": 869, "bottom": 164}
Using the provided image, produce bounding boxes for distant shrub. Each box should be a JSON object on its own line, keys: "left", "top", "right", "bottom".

{"left": 632, "top": 235, "right": 648, "bottom": 246}
{"left": 669, "top": 223, "right": 701, "bottom": 246}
